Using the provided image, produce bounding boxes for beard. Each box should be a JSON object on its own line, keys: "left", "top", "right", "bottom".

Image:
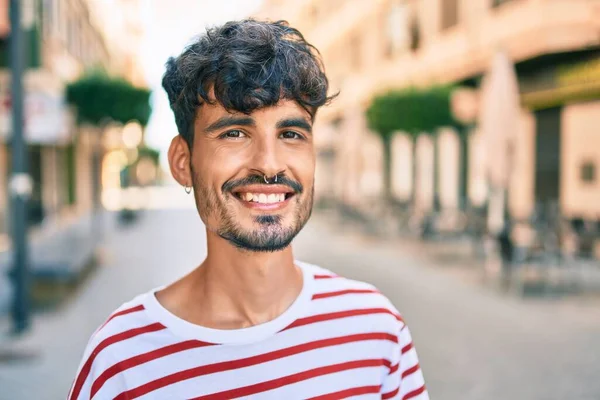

{"left": 192, "top": 170, "right": 313, "bottom": 252}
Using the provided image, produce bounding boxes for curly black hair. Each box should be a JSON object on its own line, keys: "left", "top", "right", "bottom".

{"left": 161, "top": 19, "right": 336, "bottom": 147}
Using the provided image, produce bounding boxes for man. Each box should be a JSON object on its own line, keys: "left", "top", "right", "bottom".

{"left": 69, "top": 20, "right": 428, "bottom": 400}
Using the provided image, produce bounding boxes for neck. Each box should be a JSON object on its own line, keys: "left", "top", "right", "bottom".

{"left": 174, "top": 230, "right": 303, "bottom": 329}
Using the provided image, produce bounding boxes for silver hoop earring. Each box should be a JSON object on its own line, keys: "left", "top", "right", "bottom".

{"left": 263, "top": 175, "right": 269, "bottom": 184}
{"left": 184, "top": 185, "right": 192, "bottom": 194}
{"left": 274, "top": 175, "right": 278, "bottom": 183}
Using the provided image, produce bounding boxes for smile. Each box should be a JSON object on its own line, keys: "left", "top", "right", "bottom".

{"left": 232, "top": 185, "right": 296, "bottom": 211}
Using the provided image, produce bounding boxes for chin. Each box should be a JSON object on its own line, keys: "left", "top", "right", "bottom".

{"left": 253, "top": 214, "right": 284, "bottom": 225}
{"left": 219, "top": 227, "right": 297, "bottom": 253}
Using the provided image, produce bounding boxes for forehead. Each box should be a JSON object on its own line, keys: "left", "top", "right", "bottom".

{"left": 195, "top": 99, "right": 312, "bottom": 128}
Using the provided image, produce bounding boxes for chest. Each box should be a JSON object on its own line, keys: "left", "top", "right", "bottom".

{"left": 104, "top": 333, "right": 393, "bottom": 399}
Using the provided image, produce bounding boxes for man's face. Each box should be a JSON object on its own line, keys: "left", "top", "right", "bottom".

{"left": 189, "top": 99, "right": 315, "bottom": 252}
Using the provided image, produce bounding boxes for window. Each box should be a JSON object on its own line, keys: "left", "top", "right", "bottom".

{"left": 65, "top": 143, "right": 77, "bottom": 205}
{"left": 410, "top": 17, "right": 421, "bottom": 51}
{"left": 581, "top": 162, "right": 596, "bottom": 184}
{"left": 534, "top": 107, "right": 562, "bottom": 204}
{"left": 67, "top": 17, "right": 74, "bottom": 54}
{"left": 441, "top": 0, "right": 459, "bottom": 30}
{"left": 26, "top": 145, "right": 44, "bottom": 226}
{"left": 57, "top": 0, "right": 66, "bottom": 42}
{"left": 42, "top": 0, "right": 54, "bottom": 37}
{"left": 77, "top": 21, "right": 84, "bottom": 61}
{"left": 492, "top": 0, "right": 515, "bottom": 8}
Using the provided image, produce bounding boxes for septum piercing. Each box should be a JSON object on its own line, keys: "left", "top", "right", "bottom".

{"left": 263, "top": 175, "right": 278, "bottom": 184}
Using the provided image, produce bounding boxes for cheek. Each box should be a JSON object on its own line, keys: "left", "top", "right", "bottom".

{"left": 297, "top": 162, "right": 316, "bottom": 188}
{"left": 209, "top": 144, "right": 251, "bottom": 172}
{"left": 288, "top": 148, "right": 315, "bottom": 176}
{"left": 194, "top": 147, "right": 246, "bottom": 188}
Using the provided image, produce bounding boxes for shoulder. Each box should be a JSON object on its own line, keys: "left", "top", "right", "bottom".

{"left": 79, "top": 292, "right": 158, "bottom": 367}
{"left": 69, "top": 292, "right": 158, "bottom": 399}
{"left": 299, "top": 261, "right": 406, "bottom": 330}
{"left": 90, "top": 292, "right": 157, "bottom": 343}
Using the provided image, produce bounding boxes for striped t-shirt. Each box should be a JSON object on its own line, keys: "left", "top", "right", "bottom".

{"left": 69, "top": 262, "right": 428, "bottom": 399}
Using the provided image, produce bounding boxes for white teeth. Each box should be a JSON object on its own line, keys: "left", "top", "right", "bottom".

{"left": 240, "top": 192, "right": 287, "bottom": 204}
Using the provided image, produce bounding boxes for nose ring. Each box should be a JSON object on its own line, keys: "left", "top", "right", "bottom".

{"left": 263, "top": 174, "right": 278, "bottom": 184}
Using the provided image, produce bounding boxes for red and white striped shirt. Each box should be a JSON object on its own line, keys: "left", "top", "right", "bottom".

{"left": 69, "top": 262, "right": 428, "bottom": 399}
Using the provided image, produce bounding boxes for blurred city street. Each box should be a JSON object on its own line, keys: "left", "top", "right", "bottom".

{"left": 1, "top": 194, "right": 599, "bottom": 400}
{"left": 0, "top": 0, "right": 599, "bottom": 399}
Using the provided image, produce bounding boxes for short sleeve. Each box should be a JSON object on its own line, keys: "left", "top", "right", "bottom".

{"left": 381, "top": 323, "right": 429, "bottom": 399}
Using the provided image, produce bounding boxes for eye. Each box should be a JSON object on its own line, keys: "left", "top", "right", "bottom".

{"left": 220, "top": 130, "right": 246, "bottom": 139}
{"left": 280, "top": 131, "right": 304, "bottom": 140}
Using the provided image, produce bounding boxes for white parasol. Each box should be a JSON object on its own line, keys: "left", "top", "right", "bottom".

{"left": 477, "top": 50, "right": 521, "bottom": 234}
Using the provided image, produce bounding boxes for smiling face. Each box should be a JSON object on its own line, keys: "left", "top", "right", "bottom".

{"left": 169, "top": 99, "right": 316, "bottom": 252}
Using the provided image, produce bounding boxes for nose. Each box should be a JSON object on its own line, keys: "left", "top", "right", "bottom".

{"left": 250, "top": 135, "right": 286, "bottom": 178}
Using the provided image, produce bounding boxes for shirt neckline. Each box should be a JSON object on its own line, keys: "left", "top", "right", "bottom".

{"left": 142, "top": 261, "right": 315, "bottom": 345}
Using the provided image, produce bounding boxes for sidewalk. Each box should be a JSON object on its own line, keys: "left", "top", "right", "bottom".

{"left": 0, "top": 209, "right": 205, "bottom": 400}
{"left": 1, "top": 208, "right": 599, "bottom": 400}
{"left": 0, "top": 211, "right": 98, "bottom": 315}
{"left": 295, "top": 212, "right": 600, "bottom": 400}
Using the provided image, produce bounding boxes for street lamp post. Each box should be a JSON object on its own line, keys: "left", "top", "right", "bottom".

{"left": 9, "top": 0, "right": 32, "bottom": 334}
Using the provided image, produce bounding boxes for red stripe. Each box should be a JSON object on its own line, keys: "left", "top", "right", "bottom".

{"left": 383, "top": 359, "right": 393, "bottom": 370}
{"left": 189, "top": 359, "right": 387, "bottom": 400}
{"left": 313, "top": 274, "right": 340, "bottom": 279}
{"left": 402, "top": 342, "right": 414, "bottom": 354}
{"left": 389, "top": 362, "right": 399, "bottom": 374}
{"left": 283, "top": 308, "right": 401, "bottom": 331}
{"left": 403, "top": 385, "right": 427, "bottom": 400}
{"left": 69, "top": 322, "right": 165, "bottom": 400}
{"left": 113, "top": 333, "right": 396, "bottom": 400}
{"left": 308, "top": 385, "right": 382, "bottom": 399}
{"left": 402, "top": 363, "right": 421, "bottom": 379}
{"left": 312, "top": 289, "right": 379, "bottom": 300}
{"left": 90, "top": 340, "right": 214, "bottom": 398}
{"left": 383, "top": 386, "right": 399, "bottom": 399}
{"left": 96, "top": 304, "right": 145, "bottom": 333}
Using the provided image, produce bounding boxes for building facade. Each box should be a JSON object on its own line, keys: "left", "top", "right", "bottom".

{"left": 255, "top": 0, "right": 600, "bottom": 230}
{"left": 0, "top": 0, "right": 147, "bottom": 238}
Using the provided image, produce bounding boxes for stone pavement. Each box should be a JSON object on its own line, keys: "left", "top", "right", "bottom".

{"left": 1, "top": 208, "right": 599, "bottom": 400}
{"left": 0, "top": 211, "right": 98, "bottom": 315}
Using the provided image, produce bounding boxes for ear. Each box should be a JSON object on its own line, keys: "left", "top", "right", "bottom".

{"left": 168, "top": 135, "right": 192, "bottom": 187}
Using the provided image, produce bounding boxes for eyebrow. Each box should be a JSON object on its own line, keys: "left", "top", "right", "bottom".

{"left": 276, "top": 118, "right": 313, "bottom": 134}
{"left": 204, "top": 116, "right": 256, "bottom": 133}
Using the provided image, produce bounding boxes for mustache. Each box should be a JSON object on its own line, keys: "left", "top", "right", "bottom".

{"left": 222, "top": 174, "right": 303, "bottom": 194}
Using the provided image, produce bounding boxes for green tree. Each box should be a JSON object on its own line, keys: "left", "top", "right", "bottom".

{"left": 66, "top": 72, "right": 152, "bottom": 127}
{"left": 65, "top": 71, "right": 152, "bottom": 229}
{"left": 366, "top": 86, "right": 462, "bottom": 203}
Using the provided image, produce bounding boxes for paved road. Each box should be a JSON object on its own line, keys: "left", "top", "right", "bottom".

{"left": 296, "top": 214, "right": 600, "bottom": 400}
{"left": 1, "top": 208, "right": 599, "bottom": 400}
